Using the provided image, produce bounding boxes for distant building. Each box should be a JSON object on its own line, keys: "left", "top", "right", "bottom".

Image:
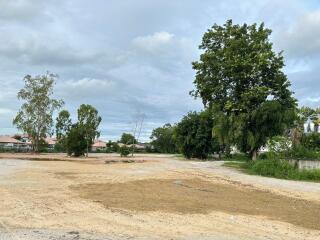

{"left": 0, "top": 135, "right": 30, "bottom": 150}
{"left": 127, "top": 143, "right": 147, "bottom": 150}
{"left": 92, "top": 139, "right": 107, "bottom": 152}
{"left": 304, "top": 117, "right": 320, "bottom": 134}
{"left": 116, "top": 142, "right": 149, "bottom": 151}
{"left": 45, "top": 137, "right": 57, "bottom": 149}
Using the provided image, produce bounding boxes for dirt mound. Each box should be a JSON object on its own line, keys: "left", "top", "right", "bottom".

{"left": 73, "top": 178, "right": 320, "bottom": 230}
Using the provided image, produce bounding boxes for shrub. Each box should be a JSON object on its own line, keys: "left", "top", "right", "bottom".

{"left": 285, "top": 145, "right": 320, "bottom": 160}
{"left": 249, "top": 159, "right": 296, "bottom": 179}
{"left": 301, "top": 133, "right": 320, "bottom": 151}
{"left": 66, "top": 124, "right": 87, "bottom": 157}
{"left": 267, "top": 136, "right": 292, "bottom": 159}
{"left": 297, "top": 169, "right": 320, "bottom": 181}
{"left": 120, "top": 146, "right": 130, "bottom": 157}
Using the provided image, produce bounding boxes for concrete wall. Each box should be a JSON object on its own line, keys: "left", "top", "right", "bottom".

{"left": 288, "top": 159, "right": 320, "bottom": 170}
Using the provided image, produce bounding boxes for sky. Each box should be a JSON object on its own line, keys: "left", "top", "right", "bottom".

{"left": 0, "top": 0, "right": 320, "bottom": 141}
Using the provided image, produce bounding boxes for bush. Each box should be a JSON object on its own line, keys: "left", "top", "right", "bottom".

{"left": 175, "top": 110, "right": 219, "bottom": 159}
{"left": 249, "top": 159, "right": 295, "bottom": 179}
{"left": 285, "top": 145, "right": 320, "bottom": 160}
{"left": 120, "top": 146, "right": 130, "bottom": 157}
{"left": 66, "top": 124, "right": 87, "bottom": 157}
{"left": 267, "top": 136, "right": 292, "bottom": 154}
{"left": 301, "top": 133, "right": 320, "bottom": 151}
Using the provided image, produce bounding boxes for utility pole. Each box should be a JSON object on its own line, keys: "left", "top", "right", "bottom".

{"left": 136, "top": 115, "right": 145, "bottom": 144}
{"left": 131, "top": 113, "right": 145, "bottom": 157}
{"left": 131, "top": 118, "right": 138, "bottom": 156}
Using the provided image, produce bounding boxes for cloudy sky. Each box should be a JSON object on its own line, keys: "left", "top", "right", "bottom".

{"left": 0, "top": 0, "right": 320, "bottom": 141}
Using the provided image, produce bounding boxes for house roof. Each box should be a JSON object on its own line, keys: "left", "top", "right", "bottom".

{"left": 45, "top": 138, "right": 57, "bottom": 145}
{"left": 92, "top": 140, "right": 106, "bottom": 148}
{"left": 0, "top": 135, "right": 24, "bottom": 144}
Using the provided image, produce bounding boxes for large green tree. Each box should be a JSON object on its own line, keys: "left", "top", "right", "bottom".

{"left": 175, "top": 110, "right": 219, "bottom": 159}
{"left": 150, "top": 123, "right": 177, "bottom": 153}
{"left": 77, "top": 104, "right": 102, "bottom": 157}
{"left": 13, "top": 72, "right": 63, "bottom": 152}
{"left": 192, "top": 20, "right": 296, "bottom": 160}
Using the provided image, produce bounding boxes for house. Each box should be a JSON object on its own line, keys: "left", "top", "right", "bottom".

{"left": 9, "top": 135, "right": 57, "bottom": 149}
{"left": 45, "top": 137, "right": 57, "bottom": 149}
{"left": 117, "top": 143, "right": 126, "bottom": 148}
{"left": 0, "top": 135, "right": 29, "bottom": 149}
{"left": 304, "top": 117, "right": 320, "bottom": 134}
{"left": 12, "top": 134, "right": 30, "bottom": 143}
{"left": 92, "top": 139, "right": 107, "bottom": 151}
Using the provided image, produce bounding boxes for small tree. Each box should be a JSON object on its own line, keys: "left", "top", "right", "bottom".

{"left": 55, "top": 110, "right": 72, "bottom": 152}
{"left": 77, "top": 104, "right": 102, "bottom": 157}
{"left": 150, "top": 123, "right": 177, "bottom": 153}
{"left": 65, "top": 124, "right": 87, "bottom": 157}
{"left": 120, "top": 145, "right": 130, "bottom": 157}
{"left": 13, "top": 72, "right": 63, "bottom": 153}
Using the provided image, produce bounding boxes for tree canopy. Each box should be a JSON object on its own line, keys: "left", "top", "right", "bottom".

{"left": 175, "top": 110, "right": 219, "bottom": 159}
{"left": 192, "top": 20, "right": 296, "bottom": 160}
{"left": 77, "top": 104, "right": 102, "bottom": 156}
{"left": 55, "top": 110, "right": 72, "bottom": 152}
{"left": 65, "top": 123, "right": 87, "bottom": 157}
{"left": 120, "top": 133, "right": 137, "bottom": 144}
{"left": 13, "top": 72, "right": 63, "bottom": 152}
{"left": 150, "top": 123, "right": 177, "bottom": 153}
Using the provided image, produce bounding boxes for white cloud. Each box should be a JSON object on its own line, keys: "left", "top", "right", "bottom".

{"left": 132, "top": 31, "right": 174, "bottom": 53}
{"left": 64, "top": 78, "right": 114, "bottom": 88}
{"left": 277, "top": 11, "right": 320, "bottom": 59}
{"left": 56, "top": 78, "right": 116, "bottom": 101}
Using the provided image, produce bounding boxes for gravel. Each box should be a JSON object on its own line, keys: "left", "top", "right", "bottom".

{"left": 0, "top": 229, "right": 117, "bottom": 240}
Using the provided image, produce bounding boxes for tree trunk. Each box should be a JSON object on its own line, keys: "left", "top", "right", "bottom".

{"left": 86, "top": 139, "right": 89, "bottom": 157}
{"left": 131, "top": 144, "right": 135, "bottom": 157}
{"left": 251, "top": 149, "right": 257, "bottom": 161}
{"left": 34, "top": 135, "right": 39, "bottom": 153}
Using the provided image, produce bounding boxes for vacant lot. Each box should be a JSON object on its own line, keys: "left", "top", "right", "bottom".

{"left": 0, "top": 153, "right": 319, "bottom": 240}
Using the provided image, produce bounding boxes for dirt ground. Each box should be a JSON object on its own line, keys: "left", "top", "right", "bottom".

{"left": 0, "top": 153, "right": 319, "bottom": 240}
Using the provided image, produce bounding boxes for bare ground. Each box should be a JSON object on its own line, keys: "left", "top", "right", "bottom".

{"left": 0, "top": 153, "right": 319, "bottom": 240}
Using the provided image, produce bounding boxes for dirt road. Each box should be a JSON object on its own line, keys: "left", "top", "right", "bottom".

{"left": 0, "top": 153, "right": 319, "bottom": 239}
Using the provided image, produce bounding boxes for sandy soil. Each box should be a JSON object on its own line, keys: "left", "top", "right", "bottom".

{"left": 0, "top": 153, "right": 319, "bottom": 239}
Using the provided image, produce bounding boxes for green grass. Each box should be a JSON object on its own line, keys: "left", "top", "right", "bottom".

{"left": 223, "top": 159, "right": 320, "bottom": 182}
{"left": 223, "top": 161, "right": 245, "bottom": 169}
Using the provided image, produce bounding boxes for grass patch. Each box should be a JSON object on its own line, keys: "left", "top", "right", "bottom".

{"left": 224, "top": 159, "right": 320, "bottom": 182}
{"left": 223, "top": 161, "right": 246, "bottom": 169}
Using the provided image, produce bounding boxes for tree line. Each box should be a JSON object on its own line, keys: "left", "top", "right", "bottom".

{"left": 150, "top": 20, "right": 299, "bottom": 161}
